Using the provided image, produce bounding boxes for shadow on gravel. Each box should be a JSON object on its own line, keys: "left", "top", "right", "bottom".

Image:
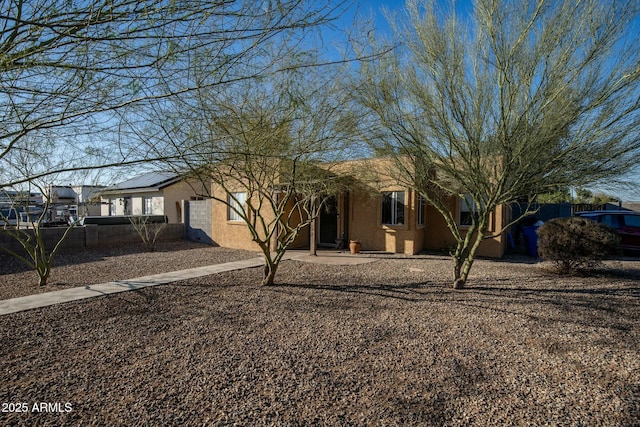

{"left": 272, "top": 282, "right": 438, "bottom": 302}
{"left": 0, "top": 241, "right": 216, "bottom": 275}
{"left": 469, "top": 284, "right": 640, "bottom": 298}
{"left": 453, "top": 284, "right": 640, "bottom": 339}
{"left": 0, "top": 245, "right": 153, "bottom": 275}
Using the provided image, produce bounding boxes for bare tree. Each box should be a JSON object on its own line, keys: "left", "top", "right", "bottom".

{"left": 0, "top": 0, "right": 351, "bottom": 189}
{"left": 138, "top": 59, "right": 357, "bottom": 286}
{"left": 0, "top": 141, "right": 104, "bottom": 286}
{"left": 128, "top": 215, "right": 168, "bottom": 253}
{"left": 0, "top": 0, "right": 352, "bottom": 284}
{"left": 354, "top": 0, "right": 640, "bottom": 288}
{"left": 0, "top": 179, "right": 78, "bottom": 287}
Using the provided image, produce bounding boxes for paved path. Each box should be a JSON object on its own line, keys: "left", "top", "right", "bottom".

{"left": 0, "top": 257, "right": 266, "bottom": 316}
{"left": 0, "top": 251, "right": 378, "bottom": 316}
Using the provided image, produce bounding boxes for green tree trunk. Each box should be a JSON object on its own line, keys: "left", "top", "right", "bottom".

{"left": 262, "top": 262, "right": 278, "bottom": 286}
{"left": 452, "top": 226, "right": 487, "bottom": 289}
{"left": 37, "top": 266, "right": 51, "bottom": 287}
{"left": 258, "top": 240, "right": 283, "bottom": 286}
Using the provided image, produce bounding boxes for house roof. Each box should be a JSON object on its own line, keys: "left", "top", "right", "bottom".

{"left": 104, "top": 171, "right": 182, "bottom": 193}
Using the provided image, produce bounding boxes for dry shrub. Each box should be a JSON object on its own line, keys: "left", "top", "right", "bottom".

{"left": 537, "top": 216, "right": 620, "bottom": 274}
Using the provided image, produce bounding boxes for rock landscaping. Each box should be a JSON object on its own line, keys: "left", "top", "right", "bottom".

{"left": 1, "top": 243, "right": 639, "bottom": 426}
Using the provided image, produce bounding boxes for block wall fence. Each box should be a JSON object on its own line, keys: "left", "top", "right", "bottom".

{"left": 0, "top": 224, "right": 184, "bottom": 254}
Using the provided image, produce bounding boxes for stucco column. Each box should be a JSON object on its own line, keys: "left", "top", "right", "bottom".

{"left": 309, "top": 195, "right": 318, "bottom": 256}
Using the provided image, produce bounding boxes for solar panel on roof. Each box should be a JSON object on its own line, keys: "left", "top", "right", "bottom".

{"left": 111, "top": 171, "right": 179, "bottom": 190}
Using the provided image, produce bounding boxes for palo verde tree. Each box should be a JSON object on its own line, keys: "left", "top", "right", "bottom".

{"left": 137, "top": 58, "right": 357, "bottom": 286}
{"left": 354, "top": 0, "right": 640, "bottom": 288}
{"left": 0, "top": 0, "right": 350, "bottom": 283}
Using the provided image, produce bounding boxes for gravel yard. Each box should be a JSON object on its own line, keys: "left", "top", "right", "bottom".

{"left": 0, "top": 241, "right": 259, "bottom": 300}
{"left": 1, "top": 242, "right": 639, "bottom": 426}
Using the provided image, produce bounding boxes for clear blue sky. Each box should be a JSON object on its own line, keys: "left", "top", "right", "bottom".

{"left": 351, "top": 0, "right": 474, "bottom": 31}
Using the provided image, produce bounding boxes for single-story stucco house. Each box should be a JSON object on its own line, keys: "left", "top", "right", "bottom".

{"left": 206, "top": 158, "right": 510, "bottom": 258}
{"left": 99, "top": 171, "right": 207, "bottom": 224}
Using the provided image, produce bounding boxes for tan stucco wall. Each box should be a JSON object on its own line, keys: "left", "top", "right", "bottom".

{"left": 287, "top": 196, "right": 310, "bottom": 249}
{"left": 208, "top": 182, "right": 278, "bottom": 252}
{"left": 348, "top": 187, "right": 425, "bottom": 255}
{"left": 163, "top": 179, "right": 207, "bottom": 223}
{"left": 422, "top": 197, "right": 507, "bottom": 258}
{"left": 205, "top": 157, "right": 510, "bottom": 258}
{"left": 209, "top": 194, "right": 257, "bottom": 251}
{"left": 337, "top": 158, "right": 426, "bottom": 255}
{"left": 339, "top": 158, "right": 508, "bottom": 257}
{"left": 207, "top": 177, "right": 318, "bottom": 252}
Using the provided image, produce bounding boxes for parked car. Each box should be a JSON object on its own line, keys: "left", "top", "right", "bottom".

{"left": 575, "top": 210, "right": 640, "bottom": 253}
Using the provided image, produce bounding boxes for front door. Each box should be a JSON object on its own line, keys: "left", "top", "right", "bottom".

{"left": 318, "top": 196, "right": 338, "bottom": 247}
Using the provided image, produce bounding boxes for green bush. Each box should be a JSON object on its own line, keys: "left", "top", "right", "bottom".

{"left": 537, "top": 216, "right": 620, "bottom": 274}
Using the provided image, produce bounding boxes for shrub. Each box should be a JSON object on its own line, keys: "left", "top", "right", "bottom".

{"left": 129, "top": 215, "right": 168, "bottom": 252}
{"left": 537, "top": 216, "right": 620, "bottom": 274}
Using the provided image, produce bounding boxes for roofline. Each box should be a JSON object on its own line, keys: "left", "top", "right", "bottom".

{"left": 99, "top": 187, "right": 166, "bottom": 196}
{"left": 101, "top": 174, "right": 184, "bottom": 194}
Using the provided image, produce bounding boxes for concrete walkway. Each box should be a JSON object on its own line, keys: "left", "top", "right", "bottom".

{"left": 0, "top": 250, "right": 377, "bottom": 316}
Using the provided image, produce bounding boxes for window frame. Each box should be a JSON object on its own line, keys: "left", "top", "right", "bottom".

{"left": 381, "top": 190, "right": 406, "bottom": 226}
{"left": 227, "top": 192, "right": 247, "bottom": 222}
{"left": 458, "top": 194, "right": 496, "bottom": 231}
{"left": 458, "top": 194, "right": 477, "bottom": 227}
{"left": 143, "top": 196, "right": 153, "bottom": 215}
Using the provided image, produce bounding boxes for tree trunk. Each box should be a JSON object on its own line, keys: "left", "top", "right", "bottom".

{"left": 37, "top": 266, "right": 50, "bottom": 287}
{"left": 453, "top": 256, "right": 465, "bottom": 289}
{"left": 453, "top": 255, "right": 475, "bottom": 289}
{"left": 451, "top": 226, "right": 486, "bottom": 289}
{"left": 453, "top": 256, "right": 475, "bottom": 289}
{"left": 262, "top": 261, "right": 278, "bottom": 286}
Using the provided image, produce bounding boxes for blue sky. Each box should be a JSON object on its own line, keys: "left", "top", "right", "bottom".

{"left": 352, "top": 0, "right": 473, "bottom": 31}
{"left": 338, "top": 0, "right": 640, "bottom": 202}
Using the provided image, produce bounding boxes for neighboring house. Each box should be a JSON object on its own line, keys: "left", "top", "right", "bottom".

{"left": 99, "top": 172, "right": 207, "bottom": 224}
{"left": 207, "top": 158, "right": 510, "bottom": 258}
{"left": 48, "top": 185, "right": 104, "bottom": 219}
{"left": 72, "top": 185, "right": 105, "bottom": 217}
{"left": 0, "top": 189, "right": 42, "bottom": 208}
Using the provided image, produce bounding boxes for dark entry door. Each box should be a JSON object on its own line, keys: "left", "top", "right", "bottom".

{"left": 319, "top": 196, "right": 338, "bottom": 246}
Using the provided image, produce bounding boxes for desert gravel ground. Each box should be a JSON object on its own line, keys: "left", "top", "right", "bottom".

{"left": 0, "top": 242, "right": 639, "bottom": 426}
{"left": 0, "top": 241, "right": 260, "bottom": 300}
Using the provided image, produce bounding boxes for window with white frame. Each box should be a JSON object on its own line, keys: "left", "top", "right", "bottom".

{"left": 459, "top": 194, "right": 478, "bottom": 226}
{"left": 143, "top": 196, "right": 153, "bottom": 215}
{"left": 228, "top": 192, "right": 247, "bottom": 221}
{"left": 109, "top": 198, "right": 117, "bottom": 216}
{"left": 417, "top": 193, "right": 426, "bottom": 226}
{"left": 381, "top": 191, "right": 405, "bottom": 225}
